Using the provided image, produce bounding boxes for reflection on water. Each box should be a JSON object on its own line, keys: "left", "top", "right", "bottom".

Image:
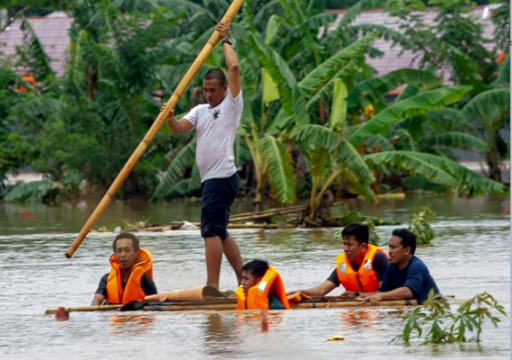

{"left": 108, "top": 314, "right": 156, "bottom": 336}
{"left": 0, "top": 195, "right": 509, "bottom": 359}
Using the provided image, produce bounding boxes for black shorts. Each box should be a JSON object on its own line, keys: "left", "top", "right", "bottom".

{"left": 200, "top": 172, "right": 239, "bottom": 240}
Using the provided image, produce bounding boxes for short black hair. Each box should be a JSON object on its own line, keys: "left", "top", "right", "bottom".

{"left": 204, "top": 68, "right": 227, "bottom": 86}
{"left": 242, "top": 259, "right": 269, "bottom": 279}
{"left": 392, "top": 228, "right": 417, "bottom": 255}
{"left": 341, "top": 223, "right": 369, "bottom": 245}
{"left": 113, "top": 232, "right": 140, "bottom": 252}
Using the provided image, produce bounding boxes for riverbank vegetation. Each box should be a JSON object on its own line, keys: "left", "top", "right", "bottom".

{"left": 0, "top": 0, "right": 509, "bottom": 224}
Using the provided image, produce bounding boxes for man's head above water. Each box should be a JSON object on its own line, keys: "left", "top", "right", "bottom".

{"left": 240, "top": 259, "right": 269, "bottom": 294}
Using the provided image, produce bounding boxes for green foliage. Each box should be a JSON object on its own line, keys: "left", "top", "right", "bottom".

{"left": 392, "top": 291, "right": 507, "bottom": 345}
{"left": 408, "top": 206, "right": 437, "bottom": 245}
{"left": 4, "top": 180, "right": 62, "bottom": 202}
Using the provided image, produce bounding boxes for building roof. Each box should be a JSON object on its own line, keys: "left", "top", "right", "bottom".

{"left": 0, "top": 7, "right": 497, "bottom": 80}
{"left": 0, "top": 12, "right": 72, "bottom": 77}
{"left": 327, "top": 5, "right": 496, "bottom": 83}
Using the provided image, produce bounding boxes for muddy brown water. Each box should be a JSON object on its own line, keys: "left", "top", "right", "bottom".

{"left": 0, "top": 195, "right": 509, "bottom": 359}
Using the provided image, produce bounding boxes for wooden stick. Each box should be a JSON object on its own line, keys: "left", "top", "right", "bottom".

{"left": 45, "top": 304, "right": 121, "bottom": 314}
{"left": 45, "top": 299, "right": 417, "bottom": 314}
{"left": 65, "top": 0, "right": 245, "bottom": 258}
{"left": 293, "top": 299, "right": 417, "bottom": 309}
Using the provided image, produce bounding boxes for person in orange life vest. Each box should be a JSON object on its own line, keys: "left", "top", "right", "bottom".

{"left": 235, "top": 259, "right": 291, "bottom": 310}
{"left": 289, "top": 223, "right": 389, "bottom": 298}
{"left": 91, "top": 232, "right": 157, "bottom": 305}
{"left": 362, "top": 229, "right": 440, "bottom": 306}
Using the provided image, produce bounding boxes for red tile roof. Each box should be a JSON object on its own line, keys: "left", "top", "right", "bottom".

{"left": 0, "top": 12, "right": 72, "bottom": 77}
{"left": 327, "top": 6, "right": 496, "bottom": 84}
{"left": 0, "top": 7, "right": 497, "bottom": 82}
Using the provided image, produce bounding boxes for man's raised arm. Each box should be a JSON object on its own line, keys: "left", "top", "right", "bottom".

{"left": 216, "top": 20, "right": 240, "bottom": 97}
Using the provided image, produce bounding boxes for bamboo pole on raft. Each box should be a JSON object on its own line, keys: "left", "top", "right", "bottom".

{"left": 64, "top": 0, "right": 245, "bottom": 259}
{"left": 45, "top": 299, "right": 417, "bottom": 314}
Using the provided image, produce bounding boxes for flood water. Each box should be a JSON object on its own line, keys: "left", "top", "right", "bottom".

{"left": 0, "top": 195, "right": 510, "bottom": 359}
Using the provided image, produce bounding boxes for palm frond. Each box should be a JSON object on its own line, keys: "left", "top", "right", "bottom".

{"left": 255, "top": 134, "right": 296, "bottom": 203}
{"left": 364, "top": 151, "right": 506, "bottom": 195}
{"left": 350, "top": 86, "right": 472, "bottom": 146}
{"left": 151, "top": 139, "right": 196, "bottom": 199}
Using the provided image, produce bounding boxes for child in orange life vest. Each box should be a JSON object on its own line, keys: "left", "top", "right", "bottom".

{"left": 235, "top": 259, "right": 291, "bottom": 310}
{"left": 91, "top": 232, "right": 157, "bottom": 305}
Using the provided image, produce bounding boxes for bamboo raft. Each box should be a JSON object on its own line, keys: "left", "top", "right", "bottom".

{"left": 45, "top": 298, "right": 417, "bottom": 315}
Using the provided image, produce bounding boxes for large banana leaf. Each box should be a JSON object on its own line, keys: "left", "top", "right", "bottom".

{"left": 462, "top": 88, "right": 510, "bottom": 129}
{"left": 335, "top": 0, "right": 381, "bottom": 28}
{"left": 4, "top": 180, "right": 62, "bottom": 202}
{"left": 247, "top": 33, "right": 310, "bottom": 125}
{"left": 305, "top": 61, "right": 358, "bottom": 109}
{"left": 254, "top": 134, "right": 296, "bottom": 204}
{"left": 262, "top": 68, "right": 279, "bottom": 106}
{"left": 253, "top": 0, "right": 283, "bottom": 29}
{"left": 151, "top": 139, "right": 196, "bottom": 199}
{"left": 348, "top": 69, "right": 440, "bottom": 107}
{"left": 349, "top": 86, "right": 472, "bottom": 146}
{"left": 290, "top": 124, "right": 339, "bottom": 150}
{"left": 329, "top": 79, "right": 347, "bottom": 131}
{"left": 493, "top": 53, "right": 510, "bottom": 88}
{"left": 364, "top": 151, "right": 506, "bottom": 195}
{"left": 299, "top": 33, "right": 377, "bottom": 93}
{"left": 186, "top": 164, "right": 201, "bottom": 193}
{"left": 419, "top": 132, "right": 489, "bottom": 152}
{"left": 350, "top": 24, "right": 414, "bottom": 49}
{"left": 20, "top": 19, "right": 55, "bottom": 82}
{"left": 161, "top": 0, "right": 216, "bottom": 21}
{"left": 338, "top": 139, "right": 376, "bottom": 189}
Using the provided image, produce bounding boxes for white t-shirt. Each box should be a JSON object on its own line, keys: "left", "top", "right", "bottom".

{"left": 184, "top": 90, "right": 243, "bottom": 182}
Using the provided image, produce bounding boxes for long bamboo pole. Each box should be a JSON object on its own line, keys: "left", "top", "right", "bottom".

{"left": 65, "top": 0, "right": 245, "bottom": 258}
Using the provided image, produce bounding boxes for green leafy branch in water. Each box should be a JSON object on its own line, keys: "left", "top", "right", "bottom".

{"left": 392, "top": 290, "right": 507, "bottom": 345}
{"left": 408, "top": 206, "right": 437, "bottom": 245}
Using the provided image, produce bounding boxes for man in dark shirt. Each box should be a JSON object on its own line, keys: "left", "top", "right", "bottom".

{"left": 91, "top": 232, "right": 157, "bottom": 305}
{"left": 363, "top": 228, "right": 439, "bottom": 305}
{"left": 289, "top": 223, "right": 389, "bottom": 297}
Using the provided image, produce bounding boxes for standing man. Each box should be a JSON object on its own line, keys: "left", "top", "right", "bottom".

{"left": 164, "top": 20, "right": 243, "bottom": 290}
{"left": 289, "top": 223, "right": 389, "bottom": 297}
{"left": 362, "top": 228, "right": 440, "bottom": 305}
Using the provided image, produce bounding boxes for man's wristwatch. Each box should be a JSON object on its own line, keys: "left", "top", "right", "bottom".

{"left": 222, "top": 38, "right": 233, "bottom": 46}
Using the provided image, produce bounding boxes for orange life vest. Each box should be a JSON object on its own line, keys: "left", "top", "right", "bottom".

{"left": 235, "top": 266, "right": 291, "bottom": 310}
{"left": 105, "top": 248, "right": 154, "bottom": 304}
{"left": 336, "top": 244, "right": 388, "bottom": 292}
